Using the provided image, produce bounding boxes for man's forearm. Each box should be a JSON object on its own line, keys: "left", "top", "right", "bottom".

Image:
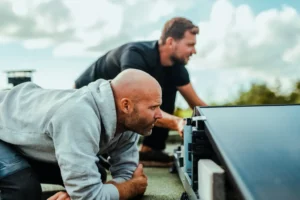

{"left": 154, "top": 110, "right": 182, "bottom": 130}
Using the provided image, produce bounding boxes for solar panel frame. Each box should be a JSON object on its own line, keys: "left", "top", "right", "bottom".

{"left": 195, "top": 104, "right": 300, "bottom": 200}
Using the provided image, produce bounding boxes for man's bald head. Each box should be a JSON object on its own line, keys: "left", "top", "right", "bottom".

{"left": 111, "top": 69, "right": 163, "bottom": 136}
{"left": 111, "top": 69, "right": 161, "bottom": 102}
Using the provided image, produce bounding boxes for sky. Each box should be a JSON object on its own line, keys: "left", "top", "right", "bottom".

{"left": 0, "top": 0, "right": 300, "bottom": 108}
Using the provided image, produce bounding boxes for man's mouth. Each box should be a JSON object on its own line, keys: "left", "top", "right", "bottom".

{"left": 148, "top": 123, "right": 155, "bottom": 129}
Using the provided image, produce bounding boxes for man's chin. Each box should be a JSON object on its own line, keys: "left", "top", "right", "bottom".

{"left": 177, "top": 59, "right": 187, "bottom": 65}
{"left": 170, "top": 56, "right": 186, "bottom": 66}
{"left": 142, "top": 129, "right": 152, "bottom": 137}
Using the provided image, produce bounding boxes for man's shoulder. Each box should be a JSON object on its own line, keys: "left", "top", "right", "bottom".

{"left": 124, "top": 40, "right": 158, "bottom": 52}
{"left": 105, "top": 40, "right": 158, "bottom": 64}
{"left": 53, "top": 90, "right": 95, "bottom": 117}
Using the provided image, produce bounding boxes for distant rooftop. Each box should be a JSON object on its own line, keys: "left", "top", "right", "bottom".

{"left": 4, "top": 69, "right": 36, "bottom": 73}
{"left": 3, "top": 69, "right": 36, "bottom": 86}
{"left": 4, "top": 69, "right": 35, "bottom": 78}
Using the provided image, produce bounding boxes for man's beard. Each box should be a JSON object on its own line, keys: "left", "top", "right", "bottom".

{"left": 170, "top": 54, "right": 186, "bottom": 65}
{"left": 124, "top": 108, "right": 140, "bottom": 133}
{"left": 143, "top": 128, "right": 152, "bottom": 136}
{"left": 123, "top": 107, "right": 153, "bottom": 136}
{"left": 124, "top": 120, "right": 153, "bottom": 136}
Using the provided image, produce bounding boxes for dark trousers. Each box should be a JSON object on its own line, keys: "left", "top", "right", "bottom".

{"left": 142, "top": 126, "right": 169, "bottom": 150}
{"left": 0, "top": 140, "right": 106, "bottom": 200}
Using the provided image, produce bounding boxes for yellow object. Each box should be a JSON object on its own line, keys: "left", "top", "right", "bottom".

{"left": 174, "top": 108, "right": 193, "bottom": 118}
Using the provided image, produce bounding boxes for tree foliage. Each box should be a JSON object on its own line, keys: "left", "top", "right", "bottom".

{"left": 224, "top": 81, "right": 300, "bottom": 105}
{"left": 174, "top": 80, "right": 300, "bottom": 118}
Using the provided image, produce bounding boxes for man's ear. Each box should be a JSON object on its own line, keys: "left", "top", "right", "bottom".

{"left": 120, "top": 98, "right": 133, "bottom": 114}
{"left": 166, "top": 37, "right": 173, "bottom": 45}
{"left": 166, "top": 37, "right": 175, "bottom": 50}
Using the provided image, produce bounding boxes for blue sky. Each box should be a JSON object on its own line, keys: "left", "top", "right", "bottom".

{"left": 0, "top": 0, "right": 300, "bottom": 107}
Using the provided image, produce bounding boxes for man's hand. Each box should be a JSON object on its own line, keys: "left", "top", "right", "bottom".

{"left": 131, "top": 164, "right": 148, "bottom": 194}
{"left": 175, "top": 118, "right": 186, "bottom": 137}
{"left": 132, "top": 163, "right": 144, "bottom": 177}
{"left": 111, "top": 164, "right": 148, "bottom": 200}
{"left": 48, "top": 165, "right": 148, "bottom": 200}
{"left": 47, "top": 191, "right": 70, "bottom": 200}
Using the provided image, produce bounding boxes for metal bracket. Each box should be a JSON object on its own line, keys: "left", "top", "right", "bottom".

{"left": 192, "top": 116, "right": 206, "bottom": 121}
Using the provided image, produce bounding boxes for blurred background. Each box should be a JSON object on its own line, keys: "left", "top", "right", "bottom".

{"left": 1, "top": 0, "right": 300, "bottom": 117}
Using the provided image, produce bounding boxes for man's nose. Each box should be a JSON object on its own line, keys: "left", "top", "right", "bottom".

{"left": 155, "top": 108, "right": 163, "bottom": 119}
{"left": 192, "top": 47, "right": 197, "bottom": 54}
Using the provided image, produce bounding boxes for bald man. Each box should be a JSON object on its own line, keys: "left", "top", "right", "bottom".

{"left": 0, "top": 69, "right": 162, "bottom": 200}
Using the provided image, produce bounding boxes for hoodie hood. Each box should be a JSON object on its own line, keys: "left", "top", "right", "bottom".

{"left": 87, "top": 79, "right": 117, "bottom": 140}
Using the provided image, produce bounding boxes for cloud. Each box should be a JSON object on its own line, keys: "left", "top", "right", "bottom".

{"left": 188, "top": 0, "right": 300, "bottom": 84}
{"left": 0, "top": 0, "right": 197, "bottom": 55}
{"left": 0, "top": 0, "right": 75, "bottom": 46}
{"left": 179, "top": 0, "right": 300, "bottom": 106}
{"left": 53, "top": 42, "right": 101, "bottom": 57}
{"left": 24, "top": 38, "right": 53, "bottom": 49}
{"left": 2, "top": 0, "right": 299, "bottom": 70}
{"left": 283, "top": 39, "right": 300, "bottom": 64}
{"left": 87, "top": 0, "right": 196, "bottom": 53}
{"left": 1, "top": 0, "right": 300, "bottom": 104}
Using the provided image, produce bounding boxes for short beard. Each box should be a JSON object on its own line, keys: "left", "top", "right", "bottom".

{"left": 143, "top": 129, "right": 152, "bottom": 137}
{"left": 170, "top": 54, "right": 186, "bottom": 65}
{"left": 124, "top": 106, "right": 139, "bottom": 132}
{"left": 123, "top": 106, "right": 153, "bottom": 136}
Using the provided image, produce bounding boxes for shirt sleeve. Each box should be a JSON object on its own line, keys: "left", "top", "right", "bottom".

{"left": 172, "top": 65, "right": 190, "bottom": 87}
{"left": 108, "top": 132, "right": 139, "bottom": 183}
{"left": 48, "top": 104, "right": 119, "bottom": 200}
{"left": 120, "top": 49, "right": 149, "bottom": 72}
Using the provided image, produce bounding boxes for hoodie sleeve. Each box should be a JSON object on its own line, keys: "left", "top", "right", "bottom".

{"left": 47, "top": 103, "right": 119, "bottom": 200}
{"left": 108, "top": 132, "right": 139, "bottom": 183}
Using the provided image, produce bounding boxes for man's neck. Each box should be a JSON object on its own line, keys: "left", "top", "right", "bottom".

{"left": 114, "top": 112, "right": 129, "bottom": 136}
{"left": 115, "top": 122, "right": 126, "bottom": 136}
{"left": 110, "top": 82, "right": 126, "bottom": 136}
{"left": 158, "top": 41, "right": 173, "bottom": 66}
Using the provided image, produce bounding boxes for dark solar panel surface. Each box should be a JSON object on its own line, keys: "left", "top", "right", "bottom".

{"left": 198, "top": 105, "right": 300, "bottom": 200}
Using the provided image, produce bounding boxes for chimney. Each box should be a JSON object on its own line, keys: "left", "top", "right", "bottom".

{"left": 5, "top": 70, "right": 35, "bottom": 86}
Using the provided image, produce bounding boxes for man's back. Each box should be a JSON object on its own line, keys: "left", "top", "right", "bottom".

{"left": 0, "top": 83, "right": 75, "bottom": 131}
{"left": 0, "top": 83, "right": 93, "bottom": 161}
{"left": 75, "top": 41, "right": 160, "bottom": 88}
{"left": 75, "top": 40, "right": 190, "bottom": 114}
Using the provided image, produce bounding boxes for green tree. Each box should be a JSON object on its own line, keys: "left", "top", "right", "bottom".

{"left": 224, "top": 81, "right": 300, "bottom": 105}
{"left": 174, "top": 80, "right": 300, "bottom": 117}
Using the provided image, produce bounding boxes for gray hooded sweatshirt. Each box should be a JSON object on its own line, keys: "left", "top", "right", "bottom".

{"left": 0, "top": 79, "right": 139, "bottom": 200}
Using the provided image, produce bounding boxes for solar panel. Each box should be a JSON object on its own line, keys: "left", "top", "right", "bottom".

{"left": 197, "top": 105, "right": 300, "bottom": 200}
